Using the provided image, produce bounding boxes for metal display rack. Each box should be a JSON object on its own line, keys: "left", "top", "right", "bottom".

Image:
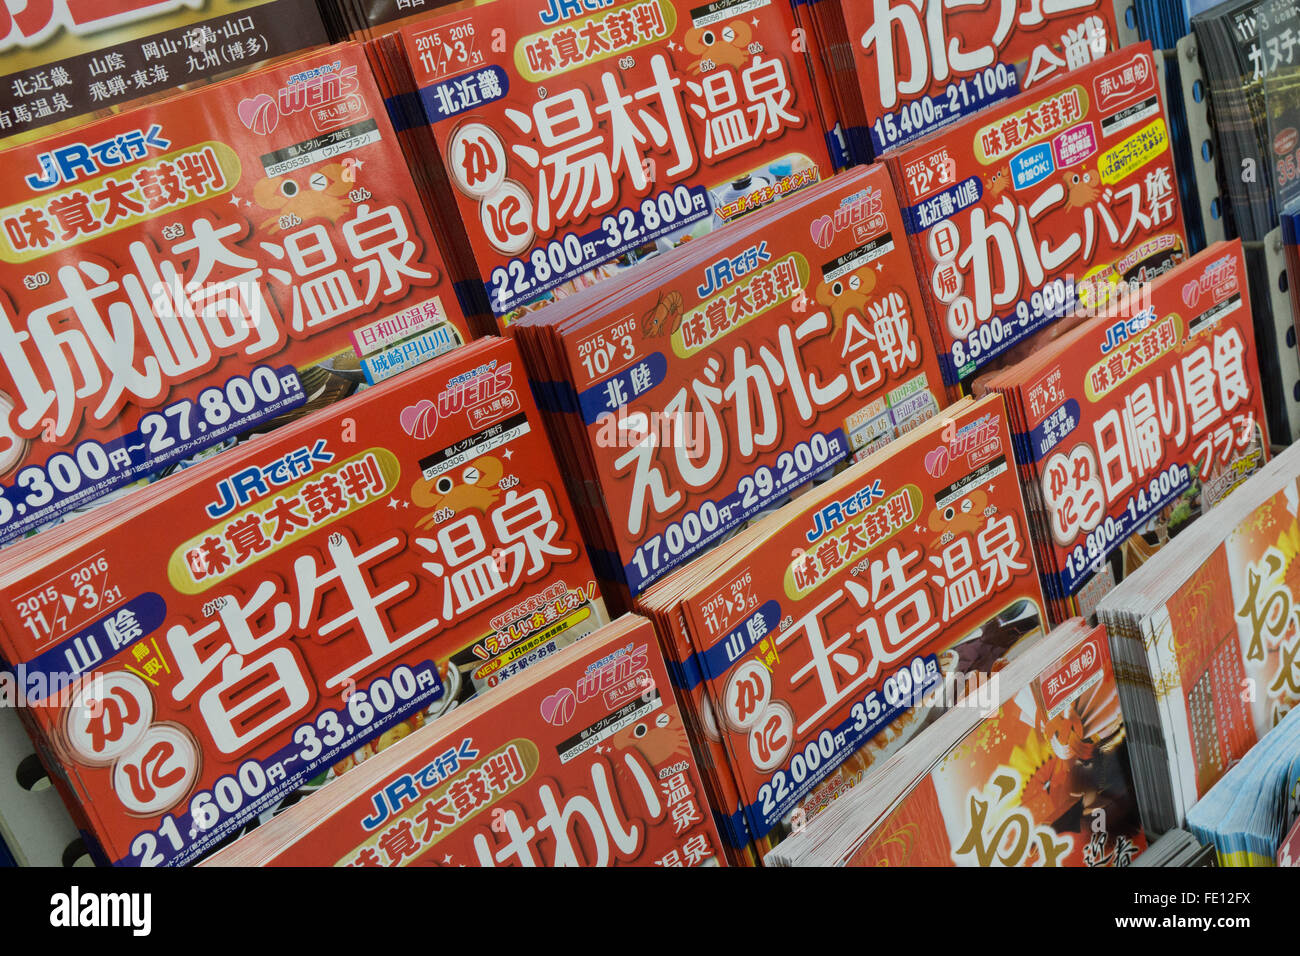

{"left": 0, "top": 707, "right": 86, "bottom": 867}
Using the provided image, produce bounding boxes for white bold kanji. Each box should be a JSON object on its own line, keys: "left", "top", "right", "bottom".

{"left": 164, "top": 579, "right": 313, "bottom": 754}
{"left": 506, "top": 54, "right": 693, "bottom": 235}
{"left": 1143, "top": 166, "right": 1176, "bottom": 225}
{"left": 1182, "top": 345, "right": 1222, "bottom": 435}
{"left": 491, "top": 487, "right": 575, "bottom": 581}
{"left": 508, "top": 89, "right": 612, "bottom": 236}
{"left": 740, "top": 56, "right": 800, "bottom": 138}
{"left": 1213, "top": 327, "right": 1250, "bottom": 413}
{"left": 842, "top": 310, "right": 884, "bottom": 392}
{"left": 167, "top": 579, "right": 294, "bottom": 703}
{"left": 935, "top": 534, "right": 983, "bottom": 620}
{"left": 344, "top": 203, "right": 433, "bottom": 304}
{"left": 976, "top": 513, "right": 1028, "bottom": 589}
{"left": 416, "top": 512, "right": 505, "bottom": 620}
{"left": 1123, "top": 382, "right": 1163, "bottom": 475}
{"left": 104, "top": 608, "right": 144, "bottom": 651}
{"left": 688, "top": 69, "right": 751, "bottom": 159}
{"left": 867, "top": 290, "right": 920, "bottom": 375}
{"left": 295, "top": 532, "right": 438, "bottom": 690}
{"left": 199, "top": 645, "right": 312, "bottom": 754}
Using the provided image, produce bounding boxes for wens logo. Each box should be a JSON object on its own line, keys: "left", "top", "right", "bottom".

{"left": 540, "top": 643, "right": 651, "bottom": 726}
{"left": 399, "top": 361, "right": 513, "bottom": 439}
{"left": 1181, "top": 253, "right": 1237, "bottom": 309}
{"left": 25, "top": 124, "right": 170, "bottom": 191}
{"left": 924, "top": 415, "right": 999, "bottom": 478}
{"left": 808, "top": 186, "right": 883, "bottom": 249}
{"left": 236, "top": 62, "right": 359, "bottom": 135}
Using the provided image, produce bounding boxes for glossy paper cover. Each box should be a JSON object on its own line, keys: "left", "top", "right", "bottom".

{"left": 1155, "top": 479, "right": 1300, "bottom": 804}
{"left": 1007, "top": 242, "right": 1269, "bottom": 614}
{"left": 679, "top": 394, "right": 1048, "bottom": 846}
{"left": 242, "top": 616, "right": 724, "bottom": 866}
{"left": 0, "top": 42, "right": 472, "bottom": 547}
{"left": 0, "top": 336, "right": 607, "bottom": 866}
{"left": 0, "top": 0, "right": 331, "bottom": 147}
{"left": 846, "top": 624, "right": 1147, "bottom": 866}
{"left": 891, "top": 43, "right": 1187, "bottom": 385}
{"left": 398, "top": 0, "right": 833, "bottom": 326}
{"left": 554, "top": 166, "right": 950, "bottom": 596}
{"left": 839, "top": 0, "right": 1120, "bottom": 156}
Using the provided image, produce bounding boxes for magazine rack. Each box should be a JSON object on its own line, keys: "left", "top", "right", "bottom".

{"left": 1120, "top": 3, "right": 1213, "bottom": 251}
{"left": 1176, "top": 33, "right": 1229, "bottom": 248}
{"left": 1167, "top": 26, "right": 1300, "bottom": 444}
{"left": 1260, "top": 227, "right": 1300, "bottom": 444}
{"left": 0, "top": 708, "right": 85, "bottom": 867}
{"left": 1118, "top": 0, "right": 1141, "bottom": 45}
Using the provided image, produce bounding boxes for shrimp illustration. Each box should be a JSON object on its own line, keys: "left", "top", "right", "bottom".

{"left": 252, "top": 161, "right": 351, "bottom": 231}
{"left": 1064, "top": 167, "right": 1100, "bottom": 210}
{"left": 684, "top": 19, "right": 753, "bottom": 72}
{"left": 641, "top": 288, "right": 684, "bottom": 339}
{"left": 411, "top": 454, "right": 504, "bottom": 529}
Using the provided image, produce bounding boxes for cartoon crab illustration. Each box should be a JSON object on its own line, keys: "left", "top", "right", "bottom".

{"left": 410, "top": 454, "right": 504, "bottom": 529}
{"left": 1063, "top": 167, "right": 1100, "bottom": 210}
{"left": 815, "top": 266, "right": 877, "bottom": 336}
{"left": 927, "top": 488, "right": 989, "bottom": 537}
{"left": 684, "top": 19, "right": 753, "bottom": 72}
{"left": 252, "top": 161, "right": 352, "bottom": 231}
{"left": 641, "top": 288, "right": 684, "bottom": 339}
{"left": 609, "top": 707, "right": 694, "bottom": 768}
{"left": 984, "top": 165, "right": 1011, "bottom": 197}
